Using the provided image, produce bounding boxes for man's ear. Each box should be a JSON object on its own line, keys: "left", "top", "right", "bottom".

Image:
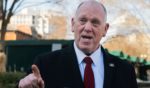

{"left": 105, "top": 23, "right": 109, "bottom": 31}
{"left": 103, "top": 23, "right": 109, "bottom": 37}
{"left": 71, "top": 18, "right": 75, "bottom": 32}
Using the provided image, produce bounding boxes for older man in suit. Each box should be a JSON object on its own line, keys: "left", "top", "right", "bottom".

{"left": 18, "top": 0, "right": 138, "bottom": 88}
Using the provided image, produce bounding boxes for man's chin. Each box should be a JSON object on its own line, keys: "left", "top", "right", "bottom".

{"left": 79, "top": 47, "right": 92, "bottom": 55}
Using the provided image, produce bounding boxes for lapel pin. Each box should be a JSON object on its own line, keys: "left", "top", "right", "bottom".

{"left": 109, "top": 63, "right": 115, "bottom": 67}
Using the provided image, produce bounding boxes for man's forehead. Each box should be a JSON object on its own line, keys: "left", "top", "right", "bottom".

{"left": 75, "top": 0, "right": 107, "bottom": 21}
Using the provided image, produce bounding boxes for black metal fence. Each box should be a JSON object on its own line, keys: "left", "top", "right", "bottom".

{"left": 1, "top": 40, "right": 73, "bottom": 72}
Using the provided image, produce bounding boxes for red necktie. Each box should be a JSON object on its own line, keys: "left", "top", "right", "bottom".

{"left": 84, "top": 57, "right": 95, "bottom": 88}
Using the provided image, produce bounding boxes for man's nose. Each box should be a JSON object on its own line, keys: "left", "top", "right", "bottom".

{"left": 84, "top": 22, "right": 92, "bottom": 32}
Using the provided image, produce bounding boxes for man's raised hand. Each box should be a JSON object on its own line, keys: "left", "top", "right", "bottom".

{"left": 18, "top": 64, "right": 44, "bottom": 88}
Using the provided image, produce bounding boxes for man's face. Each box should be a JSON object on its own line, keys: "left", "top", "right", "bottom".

{"left": 72, "top": 2, "right": 109, "bottom": 54}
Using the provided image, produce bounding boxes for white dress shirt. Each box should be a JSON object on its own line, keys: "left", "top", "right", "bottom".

{"left": 74, "top": 42, "right": 104, "bottom": 88}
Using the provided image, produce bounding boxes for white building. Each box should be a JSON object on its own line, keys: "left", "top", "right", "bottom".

{"left": 34, "top": 15, "right": 50, "bottom": 35}
{"left": 10, "top": 14, "right": 50, "bottom": 36}
{"left": 10, "top": 7, "right": 66, "bottom": 37}
{"left": 10, "top": 15, "right": 35, "bottom": 26}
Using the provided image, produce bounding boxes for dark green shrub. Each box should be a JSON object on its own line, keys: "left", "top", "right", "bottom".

{"left": 0, "top": 72, "right": 25, "bottom": 88}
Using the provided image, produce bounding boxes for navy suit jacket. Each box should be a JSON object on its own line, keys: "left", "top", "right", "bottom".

{"left": 32, "top": 44, "right": 138, "bottom": 88}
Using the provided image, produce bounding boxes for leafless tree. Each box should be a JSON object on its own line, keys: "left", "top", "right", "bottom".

{"left": 0, "top": 0, "right": 63, "bottom": 40}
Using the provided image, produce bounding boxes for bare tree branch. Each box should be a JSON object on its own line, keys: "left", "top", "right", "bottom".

{"left": 13, "top": 0, "right": 25, "bottom": 12}
{"left": 14, "top": 0, "right": 63, "bottom": 14}
{"left": 55, "top": 0, "right": 64, "bottom": 4}
{"left": 4, "top": 0, "right": 8, "bottom": 11}
{"left": 6, "top": 0, "right": 18, "bottom": 19}
{"left": 14, "top": 1, "right": 53, "bottom": 14}
{"left": 2, "top": 0, "right": 8, "bottom": 20}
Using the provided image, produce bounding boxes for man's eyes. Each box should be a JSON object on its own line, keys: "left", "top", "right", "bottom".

{"left": 79, "top": 18, "right": 101, "bottom": 26}
{"left": 92, "top": 20, "right": 100, "bottom": 25}
{"left": 80, "top": 18, "right": 87, "bottom": 22}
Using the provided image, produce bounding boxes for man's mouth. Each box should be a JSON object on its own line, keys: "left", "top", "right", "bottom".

{"left": 82, "top": 35, "right": 92, "bottom": 39}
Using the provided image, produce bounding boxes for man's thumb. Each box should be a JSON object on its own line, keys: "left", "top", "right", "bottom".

{"left": 32, "top": 64, "right": 41, "bottom": 78}
{"left": 38, "top": 78, "right": 45, "bottom": 88}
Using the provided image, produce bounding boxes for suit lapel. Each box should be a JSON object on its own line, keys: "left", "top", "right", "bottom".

{"left": 61, "top": 44, "right": 84, "bottom": 88}
{"left": 102, "top": 47, "right": 116, "bottom": 88}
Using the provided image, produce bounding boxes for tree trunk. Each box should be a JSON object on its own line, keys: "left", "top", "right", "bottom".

{"left": 0, "top": 21, "right": 7, "bottom": 40}
{"left": 0, "top": 11, "right": 12, "bottom": 40}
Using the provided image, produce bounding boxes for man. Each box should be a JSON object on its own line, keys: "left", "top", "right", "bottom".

{"left": 18, "top": 0, "right": 138, "bottom": 88}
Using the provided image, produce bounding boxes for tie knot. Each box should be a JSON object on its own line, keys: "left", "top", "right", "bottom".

{"left": 84, "top": 57, "right": 93, "bottom": 65}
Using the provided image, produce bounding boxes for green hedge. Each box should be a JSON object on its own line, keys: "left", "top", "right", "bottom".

{"left": 0, "top": 72, "right": 25, "bottom": 88}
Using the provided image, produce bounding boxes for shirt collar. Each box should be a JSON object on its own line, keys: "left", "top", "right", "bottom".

{"left": 74, "top": 42, "right": 86, "bottom": 65}
{"left": 74, "top": 42, "right": 103, "bottom": 66}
